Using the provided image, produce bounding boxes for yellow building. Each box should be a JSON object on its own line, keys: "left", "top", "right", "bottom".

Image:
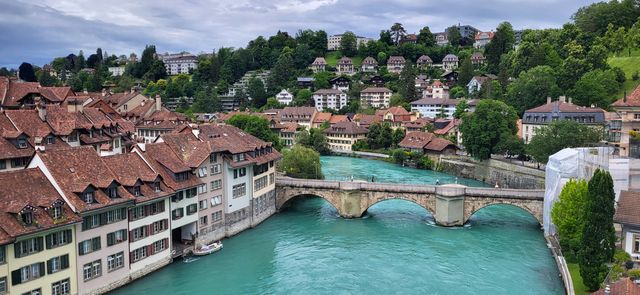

{"left": 324, "top": 121, "right": 368, "bottom": 152}
{"left": 0, "top": 168, "right": 81, "bottom": 295}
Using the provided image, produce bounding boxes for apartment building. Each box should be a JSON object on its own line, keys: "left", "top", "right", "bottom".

{"left": 360, "top": 87, "right": 393, "bottom": 108}
{"left": 279, "top": 107, "right": 317, "bottom": 129}
{"left": 324, "top": 121, "right": 367, "bottom": 152}
{"left": 411, "top": 98, "right": 476, "bottom": 119}
{"left": 361, "top": 57, "right": 378, "bottom": 72}
{"left": 157, "top": 53, "right": 198, "bottom": 76}
{"left": 327, "top": 33, "right": 373, "bottom": 51}
{"left": 312, "top": 89, "right": 347, "bottom": 112}
{"left": 29, "top": 146, "right": 135, "bottom": 294}
{"left": 0, "top": 168, "right": 81, "bottom": 295}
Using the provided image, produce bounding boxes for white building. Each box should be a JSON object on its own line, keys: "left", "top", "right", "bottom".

{"left": 158, "top": 52, "right": 198, "bottom": 75}
{"left": 360, "top": 87, "right": 393, "bottom": 108}
{"left": 474, "top": 31, "right": 494, "bottom": 48}
{"left": 442, "top": 54, "right": 459, "bottom": 71}
{"left": 411, "top": 98, "right": 476, "bottom": 119}
{"left": 327, "top": 33, "right": 374, "bottom": 51}
{"left": 615, "top": 190, "right": 640, "bottom": 261}
{"left": 108, "top": 66, "right": 126, "bottom": 76}
{"left": 276, "top": 89, "right": 294, "bottom": 105}
{"left": 313, "top": 89, "right": 347, "bottom": 111}
{"left": 423, "top": 80, "right": 450, "bottom": 99}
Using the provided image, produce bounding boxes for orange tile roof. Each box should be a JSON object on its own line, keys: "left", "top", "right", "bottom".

{"left": 612, "top": 85, "right": 640, "bottom": 107}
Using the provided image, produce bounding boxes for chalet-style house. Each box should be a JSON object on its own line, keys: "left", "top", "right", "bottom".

{"left": 399, "top": 131, "right": 457, "bottom": 155}
{"left": 387, "top": 56, "right": 406, "bottom": 74}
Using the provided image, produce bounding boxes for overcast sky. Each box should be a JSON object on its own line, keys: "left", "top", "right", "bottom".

{"left": 0, "top": 0, "right": 601, "bottom": 68}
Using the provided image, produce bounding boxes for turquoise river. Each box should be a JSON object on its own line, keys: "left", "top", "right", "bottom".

{"left": 111, "top": 156, "right": 563, "bottom": 295}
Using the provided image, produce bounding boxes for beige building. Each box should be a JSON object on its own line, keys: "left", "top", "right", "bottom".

{"left": 324, "top": 121, "right": 368, "bottom": 151}
{"left": 611, "top": 86, "right": 640, "bottom": 157}
{"left": 387, "top": 56, "right": 406, "bottom": 74}
{"left": 360, "top": 87, "right": 393, "bottom": 108}
{"left": 336, "top": 57, "right": 355, "bottom": 75}
{"left": 0, "top": 168, "right": 80, "bottom": 295}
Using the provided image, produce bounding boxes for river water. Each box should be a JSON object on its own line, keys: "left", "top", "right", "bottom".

{"left": 112, "top": 156, "right": 563, "bottom": 295}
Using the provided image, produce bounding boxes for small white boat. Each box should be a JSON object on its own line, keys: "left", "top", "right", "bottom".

{"left": 192, "top": 241, "right": 223, "bottom": 256}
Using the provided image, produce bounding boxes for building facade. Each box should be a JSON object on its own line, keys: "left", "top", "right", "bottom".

{"left": 312, "top": 89, "right": 347, "bottom": 112}
{"left": 360, "top": 87, "right": 393, "bottom": 108}
{"left": 324, "top": 122, "right": 367, "bottom": 151}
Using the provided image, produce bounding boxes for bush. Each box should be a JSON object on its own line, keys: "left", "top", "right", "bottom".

{"left": 614, "top": 249, "right": 631, "bottom": 264}
{"left": 628, "top": 269, "right": 640, "bottom": 279}
{"left": 352, "top": 140, "right": 369, "bottom": 151}
{"left": 633, "top": 71, "right": 639, "bottom": 81}
{"left": 391, "top": 148, "right": 408, "bottom": 164}
{"left": 416, "top": 156, "right": 434, "bottom": 170}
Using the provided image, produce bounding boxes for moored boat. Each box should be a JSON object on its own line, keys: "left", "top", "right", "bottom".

{"left": 192, "top": 241, "right": 223, "bottom": 256}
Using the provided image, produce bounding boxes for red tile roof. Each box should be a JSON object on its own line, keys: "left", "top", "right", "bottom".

{"left": 160, "top": 133, "right": 212, "bottom": 168}
{"left": 591, "top": 278, "right": 640, "bottom": 295}
{"left": 525, "top": 101, "right": 605, "bottom": 114}
{"left": 140, "top": 143, "right": 201, "bottom": 191}
{"left": 612, "top": 85, "right": 640, "bottom": 107}
{"left": 324, "top": 121, "right": 367, "bottom": 135}
{"left": 361, "top": 87, "right": 392, "bottom": 93}
{"left": 0, "top": 168, "right": 81, "bottom": 241}
{"left": 615, "top": 191, "right": 640, "bottom": 226}
{"left": 329, "top": 114, "right": 349, "bottom": 124}
{"left": 313, "top": 112, "right": 332, "bottom": 123}
{"left": 399, "top": 131, "right": 455, "bottom": 152}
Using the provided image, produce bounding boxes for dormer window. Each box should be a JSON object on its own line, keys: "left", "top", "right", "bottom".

{"left": 83, "top": 191, "right": 95, "bottom": 204}
{"left": 88, "top": 130, "right": 93, "bottom": 138}
{"left": 132, "top": 185, "right": 141, "bottom": 197}
{"left": 107, "top": 187, "right": 118, "bottom": 199}
{"left": 17, "top": 138, "right": 27, "bottom": 149}
{"left": 46, "top": 135, "right": 55, "bottom": 144}
{"left": 21, "top": 211, "right": 33, "bottom": 225}
{"left": 153, "top": 181, "right": 161, "bottom": 192}
{"left": 51, "top": 204, "right": 62, "bottom": 219}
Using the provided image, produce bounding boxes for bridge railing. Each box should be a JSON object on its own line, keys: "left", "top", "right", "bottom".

{"left": 276, "top": 177, "right": 545, "bottom": 200}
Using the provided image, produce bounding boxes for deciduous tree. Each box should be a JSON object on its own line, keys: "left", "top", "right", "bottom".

{"left": 551, "top": 179, "right": 588, "bottom": 260}
{"left": 459, "top": 100, "right": 518, "bottom": 160}
{"left": 527, "top": 120, "right": 602, "bottom": 164}
{"left": 278, "top": 145, "right": 323, "bottom": 179}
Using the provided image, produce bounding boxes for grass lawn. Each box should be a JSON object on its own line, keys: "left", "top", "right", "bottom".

{"left": 608, "top": 48, "right": 640, "bottom": 100}
{"left": 324, "top": 51, "right": 363, "bottom": 67}
{"left": 567, "top": 263, "right": 588, "bottom": 294}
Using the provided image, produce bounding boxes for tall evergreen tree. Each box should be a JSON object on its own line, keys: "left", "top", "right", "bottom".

{"left": 390, "top": 23, "right": 407, "bottom": 45}
{"left": 485, "top": 22, "right": 515, "bottom": 73}
{"left": 398, "top": 62, "right": 417, "bottom": 101}
{"left": 267, "top": 52, "right": 294, "bottom": 92}
{"left": 458, "top": 57, "right": 474, "bottom": 88}
{"left": 446, "top": 26, "right": 462, "bottom": 47}
{"left": 578, "top": 169, "right": 616, "bottom": 291}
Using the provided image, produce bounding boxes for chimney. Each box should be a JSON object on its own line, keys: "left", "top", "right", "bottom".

{"left": 67, "top": 99, "right": 84, "bottom": 113}
{"left": 35, "top": 97, "right": 47, "bottom": 121}
{"left": 624, "top": 91, "right": 628, "bottom": 103}
{"left": 155, "top": 94, "right": 162, "bottom": 111}
{"left": 559, "top": 96, "right": 566, "bottom": 103}
{"left": 130, "top": 87, "right": 135, "bottom": 93}
{"left": 547, "top": 97, "right": 551, "bottom": 104}
{"left": 568, "top": 97, "right": 573, "bottom": 104}
{"left": 101, "top": 88, "right": 106, "bottom": 97}
{"left": 83, "top": 88, "right": 88, "bottom": 94}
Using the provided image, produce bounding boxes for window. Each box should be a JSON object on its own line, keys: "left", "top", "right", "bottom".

{"left": 149, "top": 201, "right": 165, "bottom": 215}
{"left": 131, "top": 226, "right": 148, "bottom": 241}
{"left": 233, "top": 153, "right": 245, "bottom": 162}
{"left": 172, "top": 208, "right": 184, "bottom": 220}
{"left": 12, "top": 262, "right": 44, "bottom": 285}
{"left": 211, "top": 195, "right": 222, "bottom": 206}
{"left": 131, "top": 247, "right": 148, "bottom": 262}
{"left": 46, "top": 136, "right": 55, "bottom": 144}
{"left": 132, "top": 186, "right": 141, "bottom": 197}
{"left": 83, "top": 260, "right": 101, "bottom": 281}
{"left": 634, "top": 234, "right": 640, "bottom": 253}
{"left": 107, "top": 252, "right": 124, "bottom": 272}
{"left": 45, "top": 229, "right": 72, "bottom": 249}
{"left": 153, "top": 181, "right": 161, "bottom": 192}
{"left": 107, "top": 187, "right": 118, "bottom": 199}
{"left": 152, "top": 219, "right": 168, "bottom": 234}
{"left": 210, "top": 164, "right": 221, "bottom": 174}
{"left": 198, "top": 184, "right": 207, "bottom": 194}
{"left": 51, "top": 278, "right": 70, "bottom": 295}
{"left": 254, "top": 175, "right": 268, "bottom": 192}
{"left": 212, "top": 211, "right": 223, "bottom": 222}
{"left": 199, "top": 200, "right": 208, "bottom": 210}
{"left": 15, "top": 237, "right": 43, "bottom": 258}
{"left": 175, "top": 172, "right": 189, "bottom": 181}
{"left": 269, "top": 172, "right": 275, "bottom": 185}
{"left": 233, "top": 168, "right": 246, "bottom": 179}
{"left": 78, "top": 237, "right": 101, "bottom": 255}
{"left": 46, "top": 254, "right": 69, "bottom": 274}
{"left": 186, "top": 204, "right": 198, "bottom": 215}
{"left": 200, "top": 216, "right": 208, "bottom": 226}
{"left": 232, "top": 183, "right": 246, "bottom": 199}
{"left": 51, "top": 204, "right": 63, "bottom": 219}
{"left": 17, "top": 138, "right": 27, "bottom": 149}
{"left": 107, "top": 229, "right": 127, "bottom": 246}
{"left": 198, "top": 167, "right": 207, "bottom": 177}
{"left": 11, "top": 157, "right": 28, "bottom": 168}
{"left": 209, "top": 153, "right": 217, "bottom": 163}
{"left": 210, "top": 180, "right": 222, "bottom": 190}
{"left": 21, "top": 212, "right": 33, "bottom": 225}
{"left": 21, "top": 289, "right": 41, "bottom": 295}
{"left": 154, "top": 239, "right": 168, "bottom": 252}
{"left": 131, "top": 206, "right": 145, "bottom": 221}
{"left": 82, "top": 191, "right": 95, "bottom": 204}
{"left": 186, "top": 187, "right": 197, "bottom": 198}
{"left": 0, "top": 277, "right": 5, "bottom": 294}
{"left": 0, "top": 246, "right": 4, "bottom": 264}
{"left": 171, "top": 191, "right": 184, "bottom": 203}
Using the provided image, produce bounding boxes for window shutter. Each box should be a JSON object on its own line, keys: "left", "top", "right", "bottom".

{"left": 92, "top": 237, "right": 101, "bottom": 251}
{"left": 47, "top": 259, "right": 53, "bottom": 274}
{"left": 122, "top": 229, "right": 128, "bottom": 241}
{"left": 159, "top": 201, "right": 165, "bottom": 212}
{"left": 107, "top": 233, "right": 114, "bottom": 246}
{"left": 14, "top": 244, "right": 21, "bottom": 259}
{"left": 144, "top": 205, "right": 150, "bottom": 217}
{"left": 128, "top": 209, "right": 133, "bottom": 221}
{"left": 99, "top": 213, "right": 106, "bottom": 225}
{"left": 45, "top": 234, "right": 52, "bottom": 249}
{"left": 147, "top": 244, "right": 154, "bottom": 255}
{"left": 129, "top": 251, "right": 134, "bottom": 262}
{"left": 61, "top": 254, "right": 69, "bottom": 269}
{"left": 39, "top": 262, "right": 45, "bottom": 277}
{"left": 148, "top": 224, "right": 154, "bottom": 236}
{"left": 37, "top": 237, "right": 44, "bottom": 252}
{"left": 65, "top": 230, "right": 72, "bottom": 243}
{"left": 11, "top": 269, "right": 21, "bottom": 285}
{"left": 78, "top": 242, "right": 85, "bottom": 255}
{"left": 129, "top": 230, "right": 133, "bottom": 242}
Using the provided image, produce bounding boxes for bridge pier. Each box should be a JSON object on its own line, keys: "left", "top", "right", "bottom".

{"left": 337, "top": 190, "right": 364, "bottom": 218}
{"left": 434, "top": 185, "right": 466, "bottom": 226}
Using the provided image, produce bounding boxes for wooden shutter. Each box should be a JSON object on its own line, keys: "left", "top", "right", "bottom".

{"left": 65, "top": 230, "right": 72, "bottom": 243}
{"left": 36, "top": 237, "right": 44, "bottom": 252}
{"left": 47, "top": 258, "right": 53, "bottom": 274}
{"left": 147, "top": 244, "right": 154, "bottom": 256}
{"left": 99, "top": 213, "right": 107, "bottom": 225}
{"left": 148, "top": 224, "right": 154, "bottom": 236}
{"left": 78, "top": 242, "right": 85, "bottom": 255}
{"left": 92, "top": 237, "right": 101, "bottom": 251}
{"left": 129, "top": 230, "right": 134, "bottom": 242}
{"left": 122, "top": 229, "right": 128, "bottom": 241}
{"left": 61, "top": 254, "right": 69, "bottom": 269}
{"left": 11, "top": 269, "right": 21, "bottom": 286}
{"left": 128, "top": 209, "right": 133, "bottom": 221}
{"left": 144, "top": 205, "right": 150, "bottom": 217}
{"left": 45, "top": 234, "right": 53, "bottom": 249}
{"left": 107, "top": 233, "right": 114, "bottom": 246}
{"left": 38, "top": 262, "right": 45, "bottom": 277}
{"left": 159, "top": 201, "right": 165, "bottom": 212}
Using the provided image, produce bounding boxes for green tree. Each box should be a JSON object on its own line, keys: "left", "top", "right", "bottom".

{"left": 247, "top": 77, "right": 268, "bottom": 108}
{"left": 551, "top": 179, "right": 589, "bottom": 261}
{"left": 313, "top": 71, "right": 333, "bottom": 89}
{"left": 297, "top": 128, "right": 331, "bottom": 155}
{"left": 278, "top": 145, "right": 323, "bottom": 179}
{"left": 227, "top": 114, "right": 282, "bottom": 150}
{"left": 417, "top": 26, "right": 435, "bottom": 47}
{"left": 37, "top": 70, "right": 58, "bottom": 86}
{"left": 392, "top": 128, "right": 405, "bottom": 148}
{"left": 527, "top": 120, "right": 602, "bottom": 164}
{"left": 506, "top": 66, "right": 560, "bottom": 115}
{"left": 485, "top": 22, "right": 515, "bottom": 73}
{"left": 18, "top": 62, "right": 37, "bottom": 82}
{"left": 458, "top": 57, "right": 474, "bottom": 87}
{"left": 192, "top": 87, "right": 221, "bottom": 113}
{"left": 579, "top": 169, "right": 616, "bottom": 292}
{"left": 453, "top": 100, "right": 469, "bottom": 119}
{"left": 294, "top": 89, "right": 313, "bottom": 106}
{"left": 366, "top": 122, "right": 393, "bottom": 149}
{"left": 398, "top": 62, "right": 417, "bottom": 101}
{"left": 390, "top": 23, "right": 407, "bottom": 45}
{"left": 603, "top": 24, "right": 627, "bottom": 56}
{"left": 268, "top": 52, "right": 295, "bottom": 92}
{"left": 133, "top": 45, "right": 157, "bottom": 78}
{"left": 340, "top": 31, "right": 358, "bottom": 57}
{"left": 571, "top": 69, "right": 620, "bottom": 107}
{"left": 446, "top": 26, "right": 462, "bottom": 47}
{"left": 459, "top": 100, "right": 519, "bottom": 160}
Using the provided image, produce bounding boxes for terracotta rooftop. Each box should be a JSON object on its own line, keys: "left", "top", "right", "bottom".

{"left": 36, "top": 146, "right": 136, "bottom": 213}
{"left": 313, "top": 112, "right": 332, "bottom": 123}
{"left": 311, "top": 57, "right": 327, "bottom": 65}
{"left": 142, "top": 142, "right": 202, "bottom": 191}
{"left": 525, "top": 101, "right": 605, "bottom": 114}
{"left": 388, "top": 56, "right": 406, "bottom": 64}
{"left": 160, "top": 133, "right": 213, "bottom": 168}
{"left": 0, "top": 168, "right": 81, "bottom": 242}
{"left": 280, "top": 107, "right": 316, "bottom": 120}
{"left": 612, "top": 85, "right": 640, "bottom": 107}
{"left": 329, "top": 114, "right": 349, "bottom": 124}
{"left": 399, "top": 131, "right": 455, "bottom": 152}
{"left": 362, "top": 57, "right": 378, "bottom": 65}
{"left": 352, "top": 114, "right": 381, "bottom": 126}
{"left": 103, "top": 152, "right": 175, "bottom": 204}
{"left": 361, "top": 87, "right": 392, "bottom": 93}
{"left": 324, "top": 121, "right": 367, "bottom": 135}
{"left": 615, "top": 191, "right": 640, "bottom": 226}
{"left": 591, "top": 278, "right": 640, "bottom": 295}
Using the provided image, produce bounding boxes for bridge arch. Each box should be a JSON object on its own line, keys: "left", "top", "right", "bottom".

{"left": 276, "top": 188, "right": 342, "bottom": 213}
{"left": 463, "top": 197, "right": 543, "bottom": 226}
{"left": 360, "top": 192, "right": 436, "bottom": 218}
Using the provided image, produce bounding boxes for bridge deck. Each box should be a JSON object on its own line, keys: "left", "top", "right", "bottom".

{"left": 276, "top": 177, "right": 544, "bottom": 200}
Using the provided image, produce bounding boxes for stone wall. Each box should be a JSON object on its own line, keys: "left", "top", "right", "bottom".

{"left": 438, "top": 156, "right": 545, "bottom": 189}
{"left": 225, "top": 215, "right": 252, "bottom": 237}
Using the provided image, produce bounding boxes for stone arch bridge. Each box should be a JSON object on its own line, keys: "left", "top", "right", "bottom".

{"left": 276, "top": 177, "right": 544, "bottom": 226}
